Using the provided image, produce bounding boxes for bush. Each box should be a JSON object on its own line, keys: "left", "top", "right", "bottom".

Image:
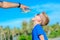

{"left": 18, "top": 35, "right": 32, "bottom": 40}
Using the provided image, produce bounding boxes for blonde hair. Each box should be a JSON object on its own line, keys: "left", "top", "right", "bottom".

{"left": 40, "top": 12, "right": 49, "bottom": 26}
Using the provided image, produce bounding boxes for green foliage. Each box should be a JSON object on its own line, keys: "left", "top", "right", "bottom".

{"left": 18, "top": 35, "right": 32, "bottom": 40}
{"left": 18, "top": 35, "right": 26, "bottom": 40}
{"left": 49, "top": 31, "right": 57, "bottom": 38}
{"left": 48, "top": 23, "right": 60, "bottom": 38}
{"left": 0, "top": 20, "right": 60, "bottom": 40}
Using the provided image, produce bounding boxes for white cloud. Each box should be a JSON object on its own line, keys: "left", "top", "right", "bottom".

{"left": 30, "top": 3, "right": 60, "bottom": 12}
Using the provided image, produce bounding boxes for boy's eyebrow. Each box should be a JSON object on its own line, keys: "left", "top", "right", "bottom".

{"left": 36, "top": 14, "right": 40, "bottom": 15}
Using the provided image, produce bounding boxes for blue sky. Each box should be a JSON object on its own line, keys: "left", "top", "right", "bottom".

{"left": 0, "top": 0, "right": 60, "bottom": 28}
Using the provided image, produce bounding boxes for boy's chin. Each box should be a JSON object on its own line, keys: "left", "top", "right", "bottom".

{"left": 32, "top": 19, "right": 34, "bottom": 21}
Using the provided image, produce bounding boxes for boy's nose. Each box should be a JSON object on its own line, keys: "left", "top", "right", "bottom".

{"left": 32, "top": 18, "right": 35, "bottom": 21}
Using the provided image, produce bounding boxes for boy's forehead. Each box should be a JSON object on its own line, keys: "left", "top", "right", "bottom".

{"left": 34, "top": 13, "right": 43, "bottom": 18}
{"left": 35, "top": 13, "right": 45, "bottom": 18}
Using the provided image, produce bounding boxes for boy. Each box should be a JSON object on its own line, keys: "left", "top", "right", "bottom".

{"left": 0, "top": 1, "right": 29, "bottom": 12}
{"left": 32, "top": 12, "right": 49, "bottom": 40}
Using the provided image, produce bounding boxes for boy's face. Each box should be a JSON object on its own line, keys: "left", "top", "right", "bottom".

{"left": 32, "top": 14, "right": 42, "bottom": 22}
{"left": 32, "top": 13, "right": 49, "bottom": 25}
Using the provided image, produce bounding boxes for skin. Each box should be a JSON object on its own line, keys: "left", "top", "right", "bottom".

{"left": 0, "top": 1, "right": 29, "bottom": 12}
{"left": 32, "top": 14, "right": 44, "bottom": 40}
{"left": 39, "top": 35, "right": 44, "bottom": 40}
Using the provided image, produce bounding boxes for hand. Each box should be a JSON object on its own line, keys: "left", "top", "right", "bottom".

{"left": 20, "top": 4, "right": 30, "bottom": 13}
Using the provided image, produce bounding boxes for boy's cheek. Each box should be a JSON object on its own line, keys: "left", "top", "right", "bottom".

{"left": 37, "top": 19, "right": 41, "bottom": 22}
{"left": 36, "top": 17, "right": 41, "bottom": 21}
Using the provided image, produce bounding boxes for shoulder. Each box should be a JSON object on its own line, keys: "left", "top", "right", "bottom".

{"left": 36, "top": 24, "right": 42, "bottom": 29}
{"left": 33, "top": 24, "right": 42, "bottom": 30}
{"left": 35, "top": 24, "right": 44, "bottom": 32}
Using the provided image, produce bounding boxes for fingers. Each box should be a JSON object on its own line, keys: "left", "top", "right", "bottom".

{"left": 20, "top": 4, "right": 30, "bottom": 12}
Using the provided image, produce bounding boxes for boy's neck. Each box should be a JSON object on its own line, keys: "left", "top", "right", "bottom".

{"left": 34, "top": 21, "right": 41, "bottom": 26}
